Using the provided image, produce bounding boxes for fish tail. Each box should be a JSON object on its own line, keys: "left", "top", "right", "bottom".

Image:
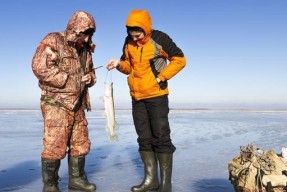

{"left": 109, "top": 133, "right": 119, "bottom": 142}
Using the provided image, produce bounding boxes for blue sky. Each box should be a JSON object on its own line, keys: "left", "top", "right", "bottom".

{"left": 0, "top": 0, "right": 286, "bottom": 109}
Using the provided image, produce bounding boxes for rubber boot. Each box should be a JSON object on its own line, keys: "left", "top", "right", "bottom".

{"left": 157, "top": 153, "right": 173, "bottom": 192}
{"left": 131, "top": 151, "right": 159, "bottom": 192}
{"left": 68, "top": 156, "right": 96, "bottom": 191}
{"left": 41, "top": 158, "right": 60, "bottom": 192}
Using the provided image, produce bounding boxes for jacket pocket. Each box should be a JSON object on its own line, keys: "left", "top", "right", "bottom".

{"left": 138, "top": 72, "right": 160, "bottom": 95}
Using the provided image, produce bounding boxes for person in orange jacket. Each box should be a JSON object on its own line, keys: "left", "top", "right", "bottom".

{"left": 107, "top": 10, "right": 186, "bottom": 192}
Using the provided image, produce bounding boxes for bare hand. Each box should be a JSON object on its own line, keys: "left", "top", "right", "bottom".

{"left": 106, "top": 59, "right": 120, "bottom": 70}
{"left": 81, "top": 74, "right": 92, "bottom": 84}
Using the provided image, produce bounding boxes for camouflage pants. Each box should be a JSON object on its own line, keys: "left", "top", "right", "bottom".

{"left": 40, "top": 101, "right": 91, "bottom": 159}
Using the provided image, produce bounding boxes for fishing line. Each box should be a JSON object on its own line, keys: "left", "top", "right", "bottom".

{"left": 105, "top": 69, "right": 113, "bottom": 84}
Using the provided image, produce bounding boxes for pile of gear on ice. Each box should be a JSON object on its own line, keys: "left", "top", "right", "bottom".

{"left": 228, "top": 144, "right": 287, "bottom": 192}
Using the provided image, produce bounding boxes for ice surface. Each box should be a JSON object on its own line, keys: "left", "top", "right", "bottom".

{"left": 0, "top": 109, "right": 287, "bottom": 192}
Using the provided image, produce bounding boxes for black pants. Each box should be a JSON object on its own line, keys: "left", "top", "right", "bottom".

{"left": 132, "top": 95, "right": 176, "bottom": 154}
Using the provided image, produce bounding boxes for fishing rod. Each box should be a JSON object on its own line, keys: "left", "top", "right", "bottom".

{"left": 93, "top": 65, "right": 103, "bottom": 70}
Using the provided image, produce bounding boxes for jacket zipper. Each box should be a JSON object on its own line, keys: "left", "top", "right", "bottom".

{"left": 140, "top": 47, "right": 143, "bottom": 62}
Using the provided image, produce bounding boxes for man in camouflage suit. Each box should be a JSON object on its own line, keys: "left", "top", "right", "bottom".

{"left": 32, "top": 11, "right": 97, "bottom": 192}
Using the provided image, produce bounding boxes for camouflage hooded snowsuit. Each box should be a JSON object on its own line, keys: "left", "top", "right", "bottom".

{"left": 32, "top": 11, "right": 96, "bottom": 159}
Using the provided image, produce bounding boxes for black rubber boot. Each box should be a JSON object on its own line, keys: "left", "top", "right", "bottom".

{"left": 68, "top": 156, "right": 96, "bottom": 191}
{"left": 131, "top": 151, "right": 159, "bottom": 192}
{"left": 41, "top": 158, "right": 60, "bottom": 192}
{"left": 157, "top": 153, "right": 173, "bottom": 192}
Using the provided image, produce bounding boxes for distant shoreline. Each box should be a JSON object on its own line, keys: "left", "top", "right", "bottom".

{"left": 1, "top": 108, "right": 287, "bottom": 112}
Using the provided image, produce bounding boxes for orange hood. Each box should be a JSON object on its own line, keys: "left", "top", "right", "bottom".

{"left": 126, "top": 10, "right": 152, "bottom": 35}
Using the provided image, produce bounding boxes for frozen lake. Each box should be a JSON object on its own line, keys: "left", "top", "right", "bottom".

{"left": 0, "top": 109, "right": 287, "bottom": 192}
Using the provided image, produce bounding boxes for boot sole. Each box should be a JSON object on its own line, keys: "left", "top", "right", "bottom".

{"left": 131, "top": 187, "right": 159, "bottom": 192}
{"left": 68, "top": 185, "right": 96, "bottom": 192}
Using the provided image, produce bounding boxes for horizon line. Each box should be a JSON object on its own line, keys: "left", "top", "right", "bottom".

{"left": 1, "top": 107, "right": 287, "bottom": 111}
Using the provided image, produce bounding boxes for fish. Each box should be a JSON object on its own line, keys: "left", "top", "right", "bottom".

{"left": 103, "top": 82, "right": 119, "bottom": 142}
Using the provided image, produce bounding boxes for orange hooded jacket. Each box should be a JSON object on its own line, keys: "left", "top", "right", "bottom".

{"left": 117, "top": 10, "right": 186, "bottom": 101}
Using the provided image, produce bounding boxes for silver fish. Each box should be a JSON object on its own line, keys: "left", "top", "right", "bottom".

{"left": 103, "top": 82, "right": 119, "bottom": 142}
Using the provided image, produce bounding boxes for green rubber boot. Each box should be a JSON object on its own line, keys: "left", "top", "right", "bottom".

{"left": 131, "top": 151, "right": 159, "bottom": 192}
{"left": 41, "top": 158, "right": 60, "bottom": 192}
{"left": 68, "top": 156, "right": 96, "bottom": 191}
{"left": 157, "top": 153, "right": 173, "bottom": 192}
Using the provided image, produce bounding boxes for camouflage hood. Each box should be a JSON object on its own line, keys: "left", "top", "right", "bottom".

{"left": 65, "top": 11, "right": 96, "bottom": 43}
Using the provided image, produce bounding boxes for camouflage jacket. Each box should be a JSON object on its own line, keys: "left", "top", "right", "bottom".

{"left": 32, "top": 11, "right": 96, "bottom": 111}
